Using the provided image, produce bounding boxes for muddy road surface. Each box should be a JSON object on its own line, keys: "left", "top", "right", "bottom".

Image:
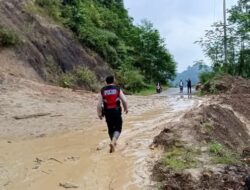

{"left": 0, "top": 79, "right": 202, "bottom": 190}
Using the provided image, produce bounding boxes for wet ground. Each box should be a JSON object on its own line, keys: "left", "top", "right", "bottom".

{"left": 0, "top": 82, "right": 202, "bottom": 190}
{"left": 152, "top": 79, "right": 250, "bottom": 190}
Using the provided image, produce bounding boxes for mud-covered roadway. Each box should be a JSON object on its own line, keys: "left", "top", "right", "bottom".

{"left": 0, "top": 77, "right": 202, "bottom": 190}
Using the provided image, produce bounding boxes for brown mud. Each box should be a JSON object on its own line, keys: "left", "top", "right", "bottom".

{"left": 0, "top": 74, "right": 201, "bottom": 190}
{"left": 152, "top": 76, "right": 250, "bottom": 190}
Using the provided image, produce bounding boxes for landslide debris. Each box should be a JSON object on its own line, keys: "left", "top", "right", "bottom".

{"left": 152, "top": 76, "right": 250, "bottom": 189}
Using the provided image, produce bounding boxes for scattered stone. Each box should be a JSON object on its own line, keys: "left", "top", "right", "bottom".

{"left": 13, "top": 113, "right": 51, "bottom": 120}
{"left": 59, "top": 182, "right": 79, "bottom": 189}
{"left": 163, "top": 128, "right": 171, "bottom": 133}
{"left": 7, "top": 141, "right": 11, "bottom": 143}
{"left": 96, "top": 141, "right": 107, "bottom": 151}
{"left": 34, "top": 157, "right": 43, "bottom": 164}
{"left": 36, "top": 134, "right": 46, "bottom": 138}
{"left": 149, "top": 144, "right": 155, "bottom": 150}
{"left": 50, "top": 114, "right": 63, "bottom": 117}
{"left": 245, "top": 176, "right": 250, "bottom": 189}
{"left": 32, "top": 166, "right": 39, "bottom": 169}
{"left": 64, "top": 156, "right": 80, "bottom": 161}
{"left": 96, "top": 146, "right": 102, "bottom": 151}
{"left": 242, "top": 157, "right": 250, "bottom": 165}
{"left": 242, "top": 147, "right": 250, "bottom": 158}
{"left": 48, "top": 158, "right": 63, "bottom": 164}
{"left": 41, "top": 170, "right": 49, "bottom": 175}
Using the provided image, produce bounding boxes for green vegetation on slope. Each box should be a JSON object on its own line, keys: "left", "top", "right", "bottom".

{"left": 208, "top": 141, "right": 240, "bottom": 165}
{"left": 59, "top": 67, "right": 100, "bottom": 91}
{"left": 31, "top": 0, "right": 176, "bottom": 92}
{"left": 163, "top": 146, "right": 201, "bottom": 170}
{"left": 0, "top": 27, "right": 20, "bottom": 47}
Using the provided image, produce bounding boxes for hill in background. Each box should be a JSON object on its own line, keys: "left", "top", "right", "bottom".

{"left": 171, "top": 63, "right": 211, "bottom": 87}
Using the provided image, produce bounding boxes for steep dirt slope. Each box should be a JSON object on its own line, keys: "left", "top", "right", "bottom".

{"left": 0, "top": 0, "right": 112, "bottom": 83}
{"left": 0, "top": 49, "right": 43, "bottom": 82}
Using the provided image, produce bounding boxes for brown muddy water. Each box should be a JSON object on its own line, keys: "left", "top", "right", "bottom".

{"left": 0, "top": 88, "right": 202, "bottom": 190}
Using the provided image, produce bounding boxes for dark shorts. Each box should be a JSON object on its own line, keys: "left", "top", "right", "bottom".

{"left": 104, "top": 108, "right": 122, "bottom": 140}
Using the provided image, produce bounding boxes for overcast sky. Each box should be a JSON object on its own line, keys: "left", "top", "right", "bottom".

{"left": 124, "top": 0, "right": 238, "bottom": 72}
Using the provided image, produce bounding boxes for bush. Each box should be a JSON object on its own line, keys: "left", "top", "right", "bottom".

{"left": 0, "top": 28, "right": 20, "bottom": 47}
{"left": 199, "top": 71, "right": 227, "bottom": 94}
{"left": 208, "top": 142, "right": 239, "bottom": 165}
{"left": 209, "top": 142, "right": 223, "bottom": 155}
{"left": 35, "top": 0, "right": 62, "bottom": 20}
{"left": 199, "top": 71, "right": 216, "bottom": 84}
{"left": 117, "top": 69, "right": 145, "bottom": 93}
{"left": 59, "top": 73, "right": 76, "bottom": 88}
{"left": 59, "top": 67, "right": 100, "bottom": 92}
{"left": 75, "top": 67, "right": 99, "bottom": 90}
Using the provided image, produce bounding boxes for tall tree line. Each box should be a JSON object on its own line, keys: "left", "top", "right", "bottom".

{"left": 36, "top": 0, "right": 176, "bottom": 91}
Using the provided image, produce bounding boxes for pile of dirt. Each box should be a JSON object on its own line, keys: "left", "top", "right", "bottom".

{"left": 154, "top": 103, "right": 250, "bottom": 152}
{"left": 220, "top": 76, "right": 250, "bottom": 120}
{"left": 192, "top": 104, "right": 250, "bottom": 151}
{"left": 152, "top": 76, "right": 250, "bottom": 189}
{"left": 0, "top": 0, "right": 112, "bottom": 84}
{"left": 153, "top": 163, "right": 250, "bottom": 190}
{"left": 201, "top": 75, "right": 250, "bottom": 96}
{"left": 152, "top": 106, "right": 250, "bottom": 188}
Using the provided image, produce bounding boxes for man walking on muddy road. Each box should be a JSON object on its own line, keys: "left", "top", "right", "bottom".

{"left": 97, "top": 75, "right": 128, "bottom": 153}
{"left": 187, "top": 78, "right": 192, "bottom": 97}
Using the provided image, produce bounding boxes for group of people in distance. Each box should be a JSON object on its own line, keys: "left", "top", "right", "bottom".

{"left": 179, "top": 78, "right": 192, "bottom": 95}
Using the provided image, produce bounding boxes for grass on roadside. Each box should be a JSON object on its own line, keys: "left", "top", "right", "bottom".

{"left": 208, "top": 141, "right": 240, "bottom": 165}
{"left": 135, "top": 84, "right": 168, "bottom": 96}
{"left": 163, "top": 146, "right": 201, "bottom": 170}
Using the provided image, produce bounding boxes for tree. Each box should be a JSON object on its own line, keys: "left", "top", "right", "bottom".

{"left": 36, "top": 0, "right": 176, "bottom": 89}
{"left": 197, "top": 0, "right": 250, "bottom": 78}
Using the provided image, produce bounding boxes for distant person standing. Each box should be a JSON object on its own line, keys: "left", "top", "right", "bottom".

{"left": 156, "top": 82, "right": 162, "bottom": 93}
{"left": 97, "top": 75, "right": 128, "bottom": 153}
{"left": 187, "top": 78, "right": 192, "bottom": 95}
{"left": 179, "top": 79, "right": 183, "bottom": 93}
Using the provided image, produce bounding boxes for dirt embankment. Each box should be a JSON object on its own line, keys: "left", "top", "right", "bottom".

{"left": 0, "top": 0, "right": 112, "bottom": 83}
{"left": 152, "top": 76, "right": 250, "bottom": 189}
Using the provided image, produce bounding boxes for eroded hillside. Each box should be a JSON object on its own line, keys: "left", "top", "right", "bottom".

{"left": 0, "top": 0, "right": 112, "bottom": 84}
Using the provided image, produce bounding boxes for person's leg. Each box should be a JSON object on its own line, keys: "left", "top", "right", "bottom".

{"left": 106, "top": 116, "right": 114, "bottom": 140}
{"left": 113, "top": 115, "right": 122, "bottom": 141}
{"left": 110, "top": 114, "right": 122, "bottom": 152}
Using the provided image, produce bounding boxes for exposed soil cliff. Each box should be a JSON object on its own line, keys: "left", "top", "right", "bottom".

{"left": 0, "top": 0, "right": 112, "bottom": 84}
